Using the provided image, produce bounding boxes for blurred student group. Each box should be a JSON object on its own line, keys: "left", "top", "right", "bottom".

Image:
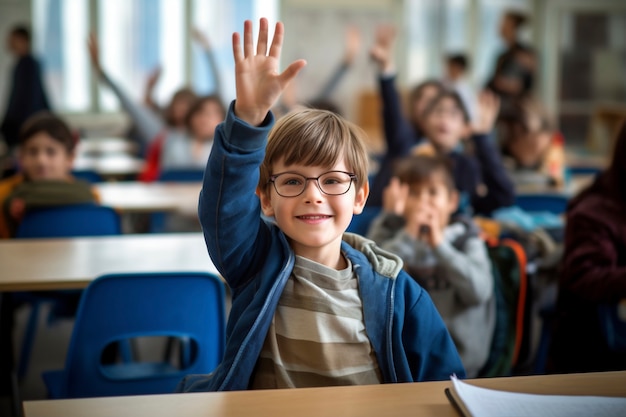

{"left": 0, "top": 0, "right": 625, "bottom": 412}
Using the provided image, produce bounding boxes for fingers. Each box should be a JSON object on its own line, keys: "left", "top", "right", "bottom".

{"left": 242, "top": 19, "right": 254, "bottom": 58}
{"left": 268, "top": 21, "right": 284, "bottom": 59}
{"left": 256, "top": 17, "right": 269, "bottom": 56}
{"left": 279, "top": 59, "right": 307, "bottom": 86}
{"left": 232, "top": 32, "right": 242, "bottom": 63}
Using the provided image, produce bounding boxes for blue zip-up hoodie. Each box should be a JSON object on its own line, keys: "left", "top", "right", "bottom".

{"left": 177, "top": 103, "right": 465, "bottom": 392}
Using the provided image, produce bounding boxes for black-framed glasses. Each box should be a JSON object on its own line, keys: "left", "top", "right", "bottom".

{"left": 268, "top": 171, "right": 357, "bottom": 197}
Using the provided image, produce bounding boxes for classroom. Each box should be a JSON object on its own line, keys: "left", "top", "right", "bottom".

{"left": 0, "top": 0, "right": 625, "bottom": 416}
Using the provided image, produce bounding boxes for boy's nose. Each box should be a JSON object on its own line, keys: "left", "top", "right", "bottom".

{"left": 302, "top": 179, "right": 324, "bottom": 203}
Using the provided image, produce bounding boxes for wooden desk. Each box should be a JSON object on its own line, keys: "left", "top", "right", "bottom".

{"left": 0, "top": 233, "right": 216, "bottom": 292}
{"left": 95, "top": 181, "right": 201, "bottom": 215}
{"left": 22, "top": 371, "right": 626, "bottom": 417}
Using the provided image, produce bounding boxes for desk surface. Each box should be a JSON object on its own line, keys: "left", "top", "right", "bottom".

{"left": 95, "top": 181, "right": 201, "bottom": 214}
{"left": 22, "top": 371, "right": 626, "bottom": 417}
{"left": 0, "top": 233, "right": 216, "bottom": 292}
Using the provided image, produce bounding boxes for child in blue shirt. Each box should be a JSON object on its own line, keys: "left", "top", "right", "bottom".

{"left": 177, "top": 18, "right": 464, "bottom": 392}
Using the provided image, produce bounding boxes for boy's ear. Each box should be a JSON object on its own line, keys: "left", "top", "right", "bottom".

{"left": 256, "top": 186, "right": 275, "bottom": 217}
{"left": 352, "top": 181, "right": 369, "bottom": 215}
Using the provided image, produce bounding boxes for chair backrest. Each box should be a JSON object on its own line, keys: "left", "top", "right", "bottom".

{"left": 60, "top": 272, "right": 225, "bottom": 398}
{"left": 158, "top": 169, "right": 205, "bottom": 182}
{"left": 346, "top": 206, "right": 382, "bottom": 236}
{"left": 514, "top": 193, "right": 569, "bottom": 215}
{"left": 16, "top": 203, "right": 121, "bottom": 238}
{"left": 478, "top": 238, "right": 528, "bottom": 377}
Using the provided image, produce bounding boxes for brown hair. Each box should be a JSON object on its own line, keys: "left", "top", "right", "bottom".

{"left": 164, "top": 88, "right": 197, "bottom": 127}
{"left": 259, "top": 109, "right": 369, "bottom": 192}
{"left": 408, "top": 79, "right": 445, "bottom": 129}
{"left": 394, "top": 154, "right": 456, "bottom": 192}
{"left": 422, "top": 90, "right": 470, "bottom": 124}
{"left": 19, "top": 111, "right": 76, "bottom": 153}
{"left": 184, "top": 94, "right": 226, "bottom": 133}
{"left": 505, "top": 10, "right": 529, "bottom": 28}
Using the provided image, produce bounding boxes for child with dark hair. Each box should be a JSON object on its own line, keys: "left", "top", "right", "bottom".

{"left": 549, "top": 122, "right": 626, "bottom": 373}
{"left": 368, "top": 24, "right": 445, "bottom": 207}
{"left": 500, "top": 98, "right": 566, "bottom": 187}
{"left": 0, "top": 112, "right": 97, "bottom": 238}
{"left": 367, "top": 154, "right": 495, "bottom": 377}
{"left": 416, "top": 89, "right": 515, "bottom": 215}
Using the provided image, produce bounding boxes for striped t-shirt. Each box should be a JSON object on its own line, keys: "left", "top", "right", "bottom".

{"left": 250, "top": 255, "right": 382, "bottom": 389}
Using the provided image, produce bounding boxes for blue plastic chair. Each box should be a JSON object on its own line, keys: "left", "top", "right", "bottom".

{"left": 16, "top": 203, "right": 121, "bottom": 238}
{"left": 158, "top": 169, "right": 205, "bottom": 182}
{"left": 72, "top": 170, "right": 104, "bottom": 183}
{"left": 514, "top": 194, "right": 570, "bottom": 215}
{"left": 15, "top": 203, "right": 122, "bottom": 379}
{"left": 346, "top": 206, "right": 382, "bottom": 236}
{"left": 42, "top": 272, "right": 225, "bottom": 398}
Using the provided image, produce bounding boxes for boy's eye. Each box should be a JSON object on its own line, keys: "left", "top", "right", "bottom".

{"left": 322, "top": 177, "right": 341, "bottom": 185}
{"left": 429, "top": 188, "right": 439, "bottom": 196}
{"left": 281, "top": 176, "right": 304, "bottom": 186}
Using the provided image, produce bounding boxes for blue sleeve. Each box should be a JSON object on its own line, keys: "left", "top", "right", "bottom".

{"left": 198, "top": 101, "right": 275, "bottom": 289}
{"left": 368, "top": 76, "right": 422, "bottom": 207}
{"left": 470, "top": 132, "right": 516, "bottom": 215}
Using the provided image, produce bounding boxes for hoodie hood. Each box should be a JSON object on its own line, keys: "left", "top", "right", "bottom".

{"left": 342, "top": 232, "right": 404, "bottom": 279}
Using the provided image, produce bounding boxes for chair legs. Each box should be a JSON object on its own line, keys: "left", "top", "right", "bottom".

{"left": 17, "top": 301, "right": 43, "bottom": 380}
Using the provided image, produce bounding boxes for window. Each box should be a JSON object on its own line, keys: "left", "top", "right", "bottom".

{"left": 32, "top": 0, "right": 277, "bottom": 113}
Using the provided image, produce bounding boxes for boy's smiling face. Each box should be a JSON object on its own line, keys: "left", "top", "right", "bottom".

{"left": 259, "top": 158, "right": 368, "bottom": 269}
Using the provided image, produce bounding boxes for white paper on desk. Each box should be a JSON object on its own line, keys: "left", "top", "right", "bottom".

{"left": 451, "top": 376, "right": 626, "bottom": 417}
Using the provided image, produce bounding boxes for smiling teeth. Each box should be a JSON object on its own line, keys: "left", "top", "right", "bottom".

{"left": 299, "top": 215, "right": 328, "bottom": 219}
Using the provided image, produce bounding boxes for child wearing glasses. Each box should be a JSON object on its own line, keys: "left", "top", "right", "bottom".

{"left": 177, "top": 19, "right": 464, "bottom": 392}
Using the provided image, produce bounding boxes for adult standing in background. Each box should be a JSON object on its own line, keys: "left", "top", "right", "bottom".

{"left": 486, "top": 10, "right": 536, "bottom": 117}
{"left": 1, "top": 25, "right": 51, "bottom": 152}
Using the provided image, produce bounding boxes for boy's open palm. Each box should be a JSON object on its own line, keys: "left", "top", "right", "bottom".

{"left": 233, "top": 18, "right": 306, "bottom": 126}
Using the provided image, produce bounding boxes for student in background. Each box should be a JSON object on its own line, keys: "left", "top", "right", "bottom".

{"left": 367, "top": 155, "right": 495, "bottom": 378}
{"left": 0, "top": 112, "right": 97, "bottom": 238}
{"left": 1, "top": 25, "right": 51, "bottom": 153}
{"left": 500, "top": 99, "right": 566, "bottom": 188}
{"left": 416, "top": 89, "right": 515, "bottom": 216}
{"left": 549, "top": 122, "right": 626, "bottom": 374}
{"left": 143, "top": 28, "right": 220, "bottom": 130}
{"left": 486, "top": 10, "right": 536, "bottom": 119}
{"left": 177, "top": 18, "right": 464, "bottom": 392}
{"left": 443, "top": 53, "right": 477, "bottom": 124}
{"left": 368, "top": 23, "right": 445, "bottom": 206}
{"left": 87, "top": 33, "right": 224, "bottom": 181}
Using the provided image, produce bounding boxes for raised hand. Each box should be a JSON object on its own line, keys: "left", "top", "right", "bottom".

{"left": 233, "top": 18, "right": 307, "bottom": 126}
{"left": 382, "top": 177, "right": 409, "bottom": 216}
{"left": 343, "top": 25, "right": 361, "bottom": 65}
{"left": 87, "top": 33, "right": 102, "bottom": 73}
{"left": 404, "top": 204, "right": 443, "bottom": 247}
{"left": 145, "top": 66, "right": 162, "bottom": 90}
{"left": 192, "top": 27, "right": 211, "bottom": 50}
{"left": 369, "top": 24, "right": 396, "bottom": 74}
{"left": 472, "top": 90, "right": 501, "bottom": 134}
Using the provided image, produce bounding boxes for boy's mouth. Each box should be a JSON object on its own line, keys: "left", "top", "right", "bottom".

{"left": 296, "top": 215, "right": 332, "bottom": 222}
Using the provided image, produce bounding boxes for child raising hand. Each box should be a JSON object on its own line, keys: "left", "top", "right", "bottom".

{"left": 178, "top": 19, "right": 464, "bottom": 392}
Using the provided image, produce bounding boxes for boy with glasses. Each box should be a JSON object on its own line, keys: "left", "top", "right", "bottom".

{"left": 178, "top": 18, "right": 464, "bottom": 392}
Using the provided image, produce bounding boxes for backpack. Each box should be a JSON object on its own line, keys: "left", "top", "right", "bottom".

{"left": 478, "top": 237, "right": 529, "bottom": 377}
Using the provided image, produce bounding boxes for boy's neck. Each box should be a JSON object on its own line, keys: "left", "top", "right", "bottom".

{"left": 290, "top": 240, "right": 347, "bottom": 270}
